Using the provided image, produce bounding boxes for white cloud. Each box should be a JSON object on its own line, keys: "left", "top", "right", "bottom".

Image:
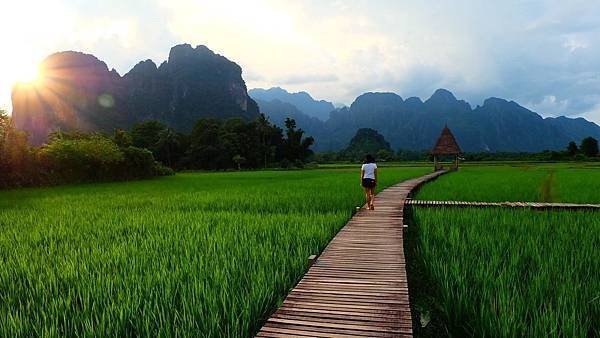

{"left": 1, "top": 0, "right": 600, "bottom": 124}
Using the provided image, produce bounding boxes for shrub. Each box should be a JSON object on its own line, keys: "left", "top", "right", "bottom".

{"left": 40, "top": 135, "right": 124, "bottom": 183}
{"left": 280, "top": 158, "right": 290, "bottom": 169}
{"left": 120, "top": 146, "right": 156, "bottom": 179}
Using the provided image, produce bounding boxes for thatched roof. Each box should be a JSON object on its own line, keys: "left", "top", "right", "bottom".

{"left": 432, "top": 125, "right": 462, "bottom": 155}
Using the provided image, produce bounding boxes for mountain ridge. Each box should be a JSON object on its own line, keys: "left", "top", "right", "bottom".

{"left": 12, "top": 44, "right": 259, "bottom": 144}
{"left": 249, "top": 87, "right": 335, "bottom": 121}
{"left": 256, "top": 88, "right": 600, "bottom": 152}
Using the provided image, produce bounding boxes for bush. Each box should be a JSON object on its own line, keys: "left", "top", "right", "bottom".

{"left": 280, "top": 158, "right": 291, "bottom": 169}
{"left": 120, "top": 146, "right": 156, "bottom": 179}
{"left": 38, "top": 137, "right": 172, "bottom": 184}
{"left": 40, "top": 135, "right": 124, "bottom": 183}
{"left": 153, "top": 163, "right": 175, "bottom": 177}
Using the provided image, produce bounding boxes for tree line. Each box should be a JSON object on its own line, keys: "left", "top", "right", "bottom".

{"left": 126, "top": 115, "right": 313, "bottom": 170}
{"left": 312, "top": 127, "right": 600, "bottom": 163}
{"left": 0, "top": 110, "right": 314, "bottom": 188}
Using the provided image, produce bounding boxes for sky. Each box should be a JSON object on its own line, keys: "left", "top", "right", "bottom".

{"left": 1, "top": 0, "right": 600, "bottom": 123}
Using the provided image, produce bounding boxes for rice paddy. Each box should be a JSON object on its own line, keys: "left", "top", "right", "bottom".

{"left": 409, "top": 207, "right": 599, "bottom": 337}
{"left": 0, "top": 167, "right": 428, "bottom": 336}
{"left": 408, "top": 162, "right": 600, "bottom": 337}
{"left": 415, "top": 163, "right": 600, "bottom": 203}
{"left": 1, "top": 162, "right": 598, "bottom": 336}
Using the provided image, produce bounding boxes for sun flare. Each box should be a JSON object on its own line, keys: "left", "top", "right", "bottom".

{"left": 13, "top": 62, "right": 42, "bottom": 85}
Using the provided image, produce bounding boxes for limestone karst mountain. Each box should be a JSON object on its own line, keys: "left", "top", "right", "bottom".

{"left": 12, "top": 44, "right": 259, "bottom": 144}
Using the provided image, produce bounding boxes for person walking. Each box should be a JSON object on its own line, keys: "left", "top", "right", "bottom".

{"left": 361, "top": 154, "right": 377, "bottom": 210}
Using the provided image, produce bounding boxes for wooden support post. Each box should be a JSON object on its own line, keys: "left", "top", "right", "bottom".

{"left": 308, "top": 255, "right": 317, "bottom": 267}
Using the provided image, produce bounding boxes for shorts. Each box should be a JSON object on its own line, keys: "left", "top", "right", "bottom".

{"left": 362, "top": 178, "right": 376, "bottom": 188}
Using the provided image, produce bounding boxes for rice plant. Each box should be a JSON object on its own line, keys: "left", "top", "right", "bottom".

{"left": 410, "top": 207, "right": 599, "bottom": 337}
{"left": 416, "top": 163, "right": 600, "bottom": 203}
{"left": 0, "top": 167, "right": 428, "bottom": 336}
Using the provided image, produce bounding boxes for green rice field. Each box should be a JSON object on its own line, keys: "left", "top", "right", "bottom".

{"left": 0, "top": 167, "right": 428, "bottom": 336}
{"left": 1, "top": 162, "right": 598, "bottom": 337}
{"left": 408, "top": 162, "right": 599, "bottom": 337}
{"left": 409, "top": 207, "right": 599, "bottom": 337}
{"left": 416, "top": 163, "right": 600, "bottom": 203}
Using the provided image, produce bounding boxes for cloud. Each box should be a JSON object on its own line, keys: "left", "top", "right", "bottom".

{"left": 2, "top": 0, "right": 600, "bottom": 124}
{"left": 277, "top": 73, "right": 338, "bottom": 85}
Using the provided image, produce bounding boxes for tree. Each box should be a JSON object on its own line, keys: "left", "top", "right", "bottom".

{"left": 40, "top": 135, "right": 124, "bottom": 182}
{"left": 282, "top": 118, "right": 314, "bottom": 163}
{"left": 130, "top": 120, "right": 167, "bottom": 151}
{"left": 186, "top": 118, "right": 224, "bottom": 170}
{"left": 129, "top": 121, "right": 186, "bottom": 168}
{"left": 256, "top": 114, "right": 281, "bottom": 168}
{"left": 567, "top": 141, "right": 578, "bottom": 156}
{"left": 232, "top": 155, "right": 246, "bottom": 170}
{"left": 113, "top": 128, "right": 132, "bottom": 148}
{"left": 580, "top": 137, "right": 599, "bottom": 157}
{"left": 376, "top": 149, "right": 393, "bottom": 161}
{"left": 155, "top": 127, "right": 181, "bottom": 168}
{"left": 0, "top": 110, "right": 34, "bottom": 187}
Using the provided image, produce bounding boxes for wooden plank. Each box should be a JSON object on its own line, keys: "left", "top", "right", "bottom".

{"left": 256, "top": 170, "right": 448, "bottom": 337}
{"left": 407, "top": 199, "right": 600, "bottom": 210}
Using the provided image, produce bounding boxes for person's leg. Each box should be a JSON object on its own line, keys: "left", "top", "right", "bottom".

{"left": 363, "top": 187, "right": 371, "bottom": 208}
{"left": 369, "top": 187, "right": 375, "bottom": 209}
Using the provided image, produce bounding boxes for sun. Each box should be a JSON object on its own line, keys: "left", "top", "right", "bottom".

{"left": 13, "top": 62, "right": 42, "bottom": 85}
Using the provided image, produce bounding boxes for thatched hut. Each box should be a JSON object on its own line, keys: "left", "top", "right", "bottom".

{"left": 432, "top": 125, "right": 462, "bottom": 171}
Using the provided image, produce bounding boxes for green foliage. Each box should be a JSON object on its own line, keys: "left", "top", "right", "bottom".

{"left": 463, "top": 137, "right": 600, "bottom": 161}
{"left": 40, "top": 135, "right": 124, "bottom": 183}
{"left": 396, "top": 149, "right": 428, "bottom": 161}
{"left": 580, "top": 136, "right": 599, "bottom": 157}
{"left": 113, "top": 128, "right": 132, "bottom": 148}
{"left": 232, "top": 154, "right": 246, "bottom": 170}
{"left": 341, "top": 128, "right": 391, "bottom": 161}
{"left": 282, "top": 118, "right": 314, "bottom": 163}
{"left": 120, "top": 146, "right": 170, "bottom": 179}
{"left": 131, "top": 120, "right": 167, "bottom": 149}
{"left": 567, "top": 141, "right": 578, "bottom": 156}
{"left": 0, "top": 167, "right": 429, "bottom": 336}
{"left": 129, "top": 121, "right": 189, "bottom": 168}
{"left": 416, "top": 163, "right": 600, "bottom": 203}
{"left": 0, "top": 118, "right": 169, "bottom": 188}
{"left": 376, "top": 148, "right": 393, "bottom": 161}
{"left": 184, "top": 116, "right": 309, "bottom": 170}
{"left": 411, "top": 207, "right": 599, "bottom": 336}
{"left": 0, "top": 111, "right": 37, "bottom": 187}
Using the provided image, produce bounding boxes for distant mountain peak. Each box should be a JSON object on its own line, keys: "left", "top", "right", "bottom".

{"left": 483, "top": 97, "right": 509, "bottom": 106}
{"left": 249, "top": 87, "right": 335, "bottom": 121}
{"left": 126, "top": 59, "right": 158, "bottom": 76}
{"left": 427, "top": 88, "right": 457, "bottom": 103}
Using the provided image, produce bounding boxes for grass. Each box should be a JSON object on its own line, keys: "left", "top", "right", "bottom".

{"left": 0, "top": 167, "right": 429, "bottom": 336}
{"left": 416, "top": 163, "right": 600, "bottom": 203}
{"left": 409, "top": 207, "right": 599, "bottom": 337}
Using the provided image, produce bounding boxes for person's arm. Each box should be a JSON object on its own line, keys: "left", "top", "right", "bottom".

{"left": 374, "top": 167, "right": 378, "bottom": 185}
{"left": 360, "top": 165, "right": 365, "bottom": 185}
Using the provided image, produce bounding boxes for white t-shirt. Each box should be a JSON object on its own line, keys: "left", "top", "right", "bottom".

{"left": 361, "top": 163, "right": 377, "bottom": 179}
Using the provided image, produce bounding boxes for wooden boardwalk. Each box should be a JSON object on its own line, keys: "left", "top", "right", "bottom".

{"left": 256, "top": 171, "right": 447, "bottom": 338}
{"left": 405, "top": 199, "right": 600, "bottom": 210}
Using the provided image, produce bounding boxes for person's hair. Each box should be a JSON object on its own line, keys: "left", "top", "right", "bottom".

{"left": 364, "top": 154, "right": 375, "bottom": 164}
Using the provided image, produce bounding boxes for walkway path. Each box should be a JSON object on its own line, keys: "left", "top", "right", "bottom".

{"left": 405, "top": 199, "right": 600, "bottom": 210}
{"left": 256, "top": 170, "right": 447, "bottom": 338}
